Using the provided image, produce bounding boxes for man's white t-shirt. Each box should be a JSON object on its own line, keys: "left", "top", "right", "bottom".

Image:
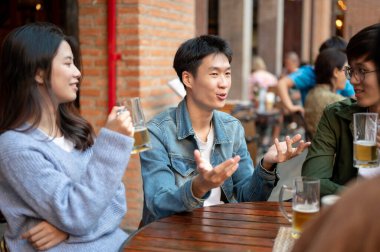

{"left": 195, "top": 125, "right": 224, "bottom": 206}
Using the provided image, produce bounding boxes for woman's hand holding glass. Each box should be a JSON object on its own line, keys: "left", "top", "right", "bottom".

{"left": 105, "top": 106, "right": 135, "bottom": 138}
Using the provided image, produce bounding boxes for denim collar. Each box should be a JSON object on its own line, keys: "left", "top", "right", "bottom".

{"left": 175, "top": 99, "right": 231, "bottom": 144}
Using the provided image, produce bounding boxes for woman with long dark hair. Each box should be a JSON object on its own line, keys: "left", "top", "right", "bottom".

{"left": 0, "top": 23, "right": 134, "bottom": 251}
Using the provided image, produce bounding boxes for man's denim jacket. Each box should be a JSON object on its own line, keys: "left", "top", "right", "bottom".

{"left": 140, "top": 99, "right": 278, "bottom": 226}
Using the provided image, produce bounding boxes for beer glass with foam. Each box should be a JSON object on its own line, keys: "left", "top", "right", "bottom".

{"left": 353, "top": 113, "right": 378, "bottom": 168}
{"left": 279, "top": 177, "right": 320, "bottom": 239}
{"left": 120, "top": 97, "right": 151, "bottom": 154}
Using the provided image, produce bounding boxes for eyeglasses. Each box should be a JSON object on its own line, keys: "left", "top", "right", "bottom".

{"left": 344, "top": 66, "right": 378, "bottom": 82}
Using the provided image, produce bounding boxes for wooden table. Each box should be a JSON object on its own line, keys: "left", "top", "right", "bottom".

{"left": 123, "top": 202, "right": 291, "bottom": 251}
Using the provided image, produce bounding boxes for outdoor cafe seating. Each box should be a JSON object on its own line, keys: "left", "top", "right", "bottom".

{"left": 220, "top": 97, "right": 285, "bottom": 164}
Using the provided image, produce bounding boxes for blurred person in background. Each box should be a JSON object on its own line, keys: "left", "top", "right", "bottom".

{"left": 248, "top": 56, "right": 281, "bottom": 147}
{"left": 277, "top": 36, "right": 355, "bottom": 114}
{"left": 281, "top": 51, "right": 300, "bottom": 77}
{"left": 280, "top": 52, "right": 301, "bottom": 110}
{"left": 248, "top": 55, "right": 278, "bottom": 104}
{"left": 304, "top": 48, "right": 347, "bottom": 139}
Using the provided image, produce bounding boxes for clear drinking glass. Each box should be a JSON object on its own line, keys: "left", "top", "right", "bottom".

{"left": 353, "top": 113, "right": 378, "bottom": 168}
{"left": 120, "top": 97, "right": 151, "bottom": 154}
{"left": 279, "top": 177, "right": 320, "bottom": 239}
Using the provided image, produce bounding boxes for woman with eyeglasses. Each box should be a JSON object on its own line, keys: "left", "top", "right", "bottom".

{"left": 292, "top": 25, "right": 380, "bottom": 252}
{"left": 302, "top": 23, "right": 380, "bottom": 197}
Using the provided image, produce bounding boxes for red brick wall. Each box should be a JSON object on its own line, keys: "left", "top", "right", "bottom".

{"left": 79, "top": 0, "right": 108, "bottom": 129}
{"left": 78, "top": 0, "right": 195, "bottom": 231}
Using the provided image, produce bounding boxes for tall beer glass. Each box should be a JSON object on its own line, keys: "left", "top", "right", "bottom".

{"left": 279, "top": 177, "right": 320, "bottom": 239}
{"left": 353, "top": 113, "right": 378, "bottom": 168}
{"left": 120, "top": 97, "right": 151, "bottom": 154}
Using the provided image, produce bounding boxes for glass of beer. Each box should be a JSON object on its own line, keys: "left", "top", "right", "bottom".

{"left": 265, "top": 92, "right": 275, "bottom": 111}
{"left": 353, "top": 113, "right": 378, "bottom": 168}
{"left": 120, "top": 97, "right": 151, "bottom": 154}
{"left": 279, "top": 177, "right": 320, "bottom": 239}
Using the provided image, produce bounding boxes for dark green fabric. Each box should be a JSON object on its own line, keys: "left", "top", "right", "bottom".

{"left": 302, "top": 98, "right": 366, "bottom": 196}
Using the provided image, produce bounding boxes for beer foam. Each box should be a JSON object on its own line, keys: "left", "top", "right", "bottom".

{"left": 354, "top": 140, "right": 376, "bottom": 146}
{"left": 293, "top": 204, "right": 319, "bottom": 213}
{"left": 135, "top": 126, "right": 147, "bottom": 132}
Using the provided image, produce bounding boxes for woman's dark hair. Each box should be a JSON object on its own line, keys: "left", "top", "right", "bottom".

{"left": 375, "top": 26, "right": 380, "bottom": 81}
{"left": 319, "top": 36, "right": 347, "bottom": 53}
{"left": 346, "top": 23, "right": 380, "bottom": 63}
{"left": 173, "top": 35, "right": 233, "bottom": 84}
{"left": 315, "top": 48, "right": 346, "bottom": 87}
{"left": 0, "top": 22, "right": 94, "bottom": 150}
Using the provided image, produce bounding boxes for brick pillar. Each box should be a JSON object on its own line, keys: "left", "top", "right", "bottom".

{"left": 311, "top": 0, "right": 332, "bottom": 61}
{"left": 219, "top": 0, "right": 253, "bottom": 101}
{"left": 78, "top": 1, "right": 108, "bottom": 129}
{"left": 301, "top": 0, "right": 312, "bottom": 63}
{"left": 78, "top": 0, "right": 195, "bottom": 232}
{"left": 257, "top": 0, "right": 284, "bottom": 76}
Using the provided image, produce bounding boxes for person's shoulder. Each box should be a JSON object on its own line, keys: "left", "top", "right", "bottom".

{"left": 288, "top": 65, "right": 315, "bottom": 86}
{"left": 214, "top": 110, "right": 240, "bottom": 124}
{"left": 325, "top": 98, "right": 355, "bottom": 109}
{"left": 327, "top": 92, "right": 345, "bottom": 102}
{"left": 324, "top": 98, "right": 359, "bottom": 118}
{"left": 299, "top": 65, "right": 314, "bottom": 72}
{"left": 148, "top": 107, "right": 176, "bottom": 126}
{"left": 306, "top": 86, "right": 319, "bottom": 95}
{"left": 0, "top": 130, "right": 38, "bottom": 155}
{"left": 313, "top": 86, "right": 344, "bottom": 100}
{"left": 291, "top": 65, "right": 314, "bottom": 75}
{"left": 0, "top": 130, "right": 30, "bottom": 143}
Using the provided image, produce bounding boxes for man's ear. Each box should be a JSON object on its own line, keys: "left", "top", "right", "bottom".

{"left": 182, "top": 71, "right": 193, "bottom": 89}
{"left": 35, "top": 69, "right": 45, "bottom": 84}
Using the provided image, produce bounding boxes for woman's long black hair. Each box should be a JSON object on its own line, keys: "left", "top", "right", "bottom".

{"left": 0, "top": 22, "right": 94, "bottom": 150}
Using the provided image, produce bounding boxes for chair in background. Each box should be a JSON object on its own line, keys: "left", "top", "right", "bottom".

{"left": 230, "top": 104, "right": 259, "bottom": 165}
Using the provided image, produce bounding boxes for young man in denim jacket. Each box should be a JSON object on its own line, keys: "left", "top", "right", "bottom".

{"left": 139, "top": 35, "right": 310, "bottom": 226}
